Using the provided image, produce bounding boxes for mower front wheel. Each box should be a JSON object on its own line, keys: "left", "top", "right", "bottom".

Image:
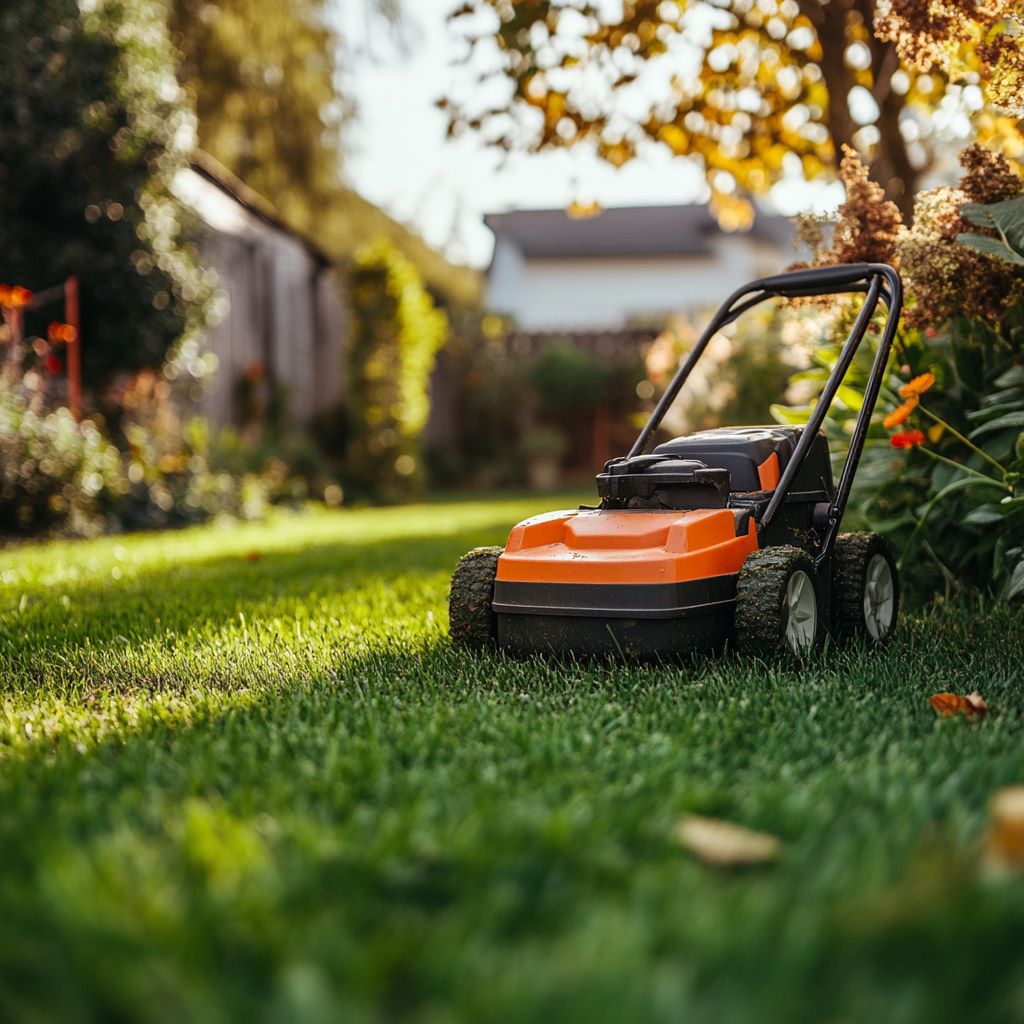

{"left": 448, "top": 546, "right": 503, "bottom": 650}
{"left": 734, "top": 546, "right": 822, "bottom": 657}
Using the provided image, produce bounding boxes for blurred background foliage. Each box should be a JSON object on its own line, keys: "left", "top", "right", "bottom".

{"left": 171, "top": 0, "right": 479, "bottom": 304}
{"left": 0, "top": 0, "right": 211, "bottom": 385}
{"left": 343, "top": 241, "right": 448, "bottom": 502}
{"left": 170, "top": 0, "right": 352, "bottom": 236}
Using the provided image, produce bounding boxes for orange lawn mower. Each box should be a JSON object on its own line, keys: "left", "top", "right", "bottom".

{"left": 449, "top": 263, "right": 903, "bottom": 658}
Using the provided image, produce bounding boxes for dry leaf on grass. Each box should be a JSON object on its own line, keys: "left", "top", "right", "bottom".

{"left": 677, "top": 814, "right": 781, "bottom": 867}
{"left": 983, "top": 786, "right": 1024, "bottom": 875}
{"left": 929, "top": 691, "right": 988, "bottom": 719}
{"left": 246, "top": 550, "right": 262, "bottom": 563}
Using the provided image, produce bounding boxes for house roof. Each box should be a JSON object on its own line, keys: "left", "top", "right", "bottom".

{"left": 484, "top": 204, "right": 793, "bottom": 259}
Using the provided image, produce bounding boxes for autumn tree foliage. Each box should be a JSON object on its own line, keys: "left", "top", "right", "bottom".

{"left": 170, "top": 0, "right": 346, "bottom": 235}
{"left": 170, "top": 0, "right": 404, "bottom": 237}
{"left": 443, "top": 0, "right": 1022, "bottom": 222}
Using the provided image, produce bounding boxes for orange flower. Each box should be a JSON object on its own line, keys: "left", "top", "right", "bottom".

{"left": 891, "top": 429, "right": 925, "bottom": 449}
{"left": 899, "top": 372, "right": 935, "bottom": 399}
{"left": 5, "top": 285, "right": 33, "bottom": 309}
{"left": 883, "top": 396, "right": 919, "bottom": 429}
{"left": 48, "top": 322, "right": 77, "bottom": 343}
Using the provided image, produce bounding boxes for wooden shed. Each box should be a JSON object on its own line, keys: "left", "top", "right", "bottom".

{"left": 173, "top": 153, "right": 347, "bottom": 429}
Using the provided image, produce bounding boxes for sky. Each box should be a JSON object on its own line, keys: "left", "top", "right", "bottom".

{"left": 341, "top": 0, "right": 843, "bottom": 269}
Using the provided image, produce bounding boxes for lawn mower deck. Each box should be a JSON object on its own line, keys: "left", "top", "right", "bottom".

{"left": 450, "top": 263, "right": 904, "bottom": 658}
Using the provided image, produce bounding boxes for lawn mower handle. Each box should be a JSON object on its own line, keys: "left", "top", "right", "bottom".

{"left": 628, "top": 262, "right": 903, "bottom": 562}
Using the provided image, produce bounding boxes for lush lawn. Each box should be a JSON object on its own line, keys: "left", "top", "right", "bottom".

{"left": 2, "top": 494, "right": 1024, "bottom": 1024}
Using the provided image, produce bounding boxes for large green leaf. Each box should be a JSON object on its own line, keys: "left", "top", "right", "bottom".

{"left": 966, "top": 392, "right": 1024, "bottom": 421}
{"left": 1007, "top": 556, "right": 1024, "bottom": 601}
{"left": 955, "top": 232, "right": 1024, "bottom": 265}
{"left": 969, "top": 410, "right": 1024, "bottom": 438}
{"left": 994, "top": 365, "right": 1024, "bottom": 389}
{"left": 837, "top": 385, "right": 864, "bottom": 411}
{"left": 980, "top": 385, "right": 1024, "bottom": 406}
{"left": 961, "top": 196, "right": 1024, "bottom": 249}
{"left": 770, "top": 403, "right": 811, "bottom": 425}
{"left": 963, "top": 503, "right": 1017, "bottom": 527}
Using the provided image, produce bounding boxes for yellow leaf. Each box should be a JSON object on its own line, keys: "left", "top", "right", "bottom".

{"left": 709, "top": 192, "right": 755, "bottom": 232}
{"left": 567, "top": 199, "right": 602, "bottom": 219}
{"left": 677, "top": 814, "right": 781, "bottom": 867}
{"left": 983, "top": 785, "right": 1024, "bottom": 874}
{"left": 657, "top": 123, "right": 690, "bottom": 155}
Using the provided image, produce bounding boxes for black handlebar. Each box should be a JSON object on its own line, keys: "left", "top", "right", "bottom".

{"left": 752, "top": 262, "right": 900, "bottom": 295}
{"left": 627, "top": 263, "right": 903, "bottom": 562}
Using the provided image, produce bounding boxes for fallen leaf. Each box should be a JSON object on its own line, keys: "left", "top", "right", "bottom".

{"left": 246, "top": 550, "right": 262, "bottom": 562}
{"left": 677, "top": 814, "right": 781, "bottom": 867}
{"left": 965, "top": 691, "right": 989, "bottom": 717}
{"left": 929, "top": 691, "right": 988, "bottom": 719}
{"left": 983, "top": 785, "right": 1024, "bottom": 874}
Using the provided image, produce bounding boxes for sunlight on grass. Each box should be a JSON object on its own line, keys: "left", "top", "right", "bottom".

{"left": 1, "top": 493, "right": 1023, "bottom": 1023}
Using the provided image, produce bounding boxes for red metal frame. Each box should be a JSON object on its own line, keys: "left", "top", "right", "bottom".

{"left": 0, "top": 276, "right": 82, "bottom": 420}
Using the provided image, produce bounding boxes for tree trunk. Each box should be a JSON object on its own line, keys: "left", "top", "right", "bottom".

{"left": 863, "top": 7, "right": 920, "bottom": 221}
{"left": 803, "top": 1, "right": 859, "bottom": 159}
{"left": 801, "top": 0, "right": 921, "bottom": 222}
{"left": 872, "top": 86, "right": 919, "bottom": 222}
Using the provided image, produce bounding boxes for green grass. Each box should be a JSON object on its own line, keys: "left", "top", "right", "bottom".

{"left": 2, "top": 494, "right": 1024, "bottom": 1024}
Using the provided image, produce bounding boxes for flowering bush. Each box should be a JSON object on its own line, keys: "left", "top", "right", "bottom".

{"left": 784, "top": 143, "right": 1024, "bottom": 602}
{"left": 0, "top": 372, "right": 124, "bottom": 536}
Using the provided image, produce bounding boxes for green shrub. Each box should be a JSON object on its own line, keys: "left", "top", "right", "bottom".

{"left": 0, "top": 367, "right": 340, "bottom": 539}
{"left": 0, "top": 375, "right": 125, "bottom": 536}
{"left": 345, "top": 240, "right": 448, "bottom": 502}
{"left": 529, "top": 344, "right": 609, "bottom": 415}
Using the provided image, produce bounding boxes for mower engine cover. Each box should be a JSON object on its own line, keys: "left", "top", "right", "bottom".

{"left": 492, "top": 507, "right": 758, "bottom": 657}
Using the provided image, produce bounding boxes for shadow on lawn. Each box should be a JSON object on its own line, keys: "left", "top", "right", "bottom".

{"left": 5, "top": 604, "right": 1024, "bottom": 1024}
{"left": 0, "top": 515, "right": 518, "bottom": 665}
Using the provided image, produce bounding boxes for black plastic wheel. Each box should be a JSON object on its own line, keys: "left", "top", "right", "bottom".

{"left": 734, "top": 545, "right": 823, "bottom": 656}
{"left": 448, "top": 546, "right": 503, "bottom": 650}
{"left": 830, "top": 532, "right": 899, "bottom": 643}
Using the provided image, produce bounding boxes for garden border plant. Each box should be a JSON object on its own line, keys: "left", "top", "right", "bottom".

{"left": 781, "top": 143, "right": 1024, "bottom": 603}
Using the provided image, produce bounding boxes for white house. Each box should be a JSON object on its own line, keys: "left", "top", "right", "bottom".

{"left": 485, "top": 204, "right": 793, "bottom": 331}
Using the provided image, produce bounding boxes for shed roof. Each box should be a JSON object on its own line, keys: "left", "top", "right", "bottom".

{"left": 484, "top": 204, "right": 793, "bottom": 259}
{"left": 187, "top": 151, "right": 333, "bottom": 265}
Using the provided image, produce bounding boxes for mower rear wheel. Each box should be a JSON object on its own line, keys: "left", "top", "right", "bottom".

{"left": 735, "top": 546, "right": 822, "bottom": 656}
{"left": 831, "top": 532, "right": 899, "bottom": 643}
{"left": 449, "top": 546, "right": 503, "bottom": 650}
